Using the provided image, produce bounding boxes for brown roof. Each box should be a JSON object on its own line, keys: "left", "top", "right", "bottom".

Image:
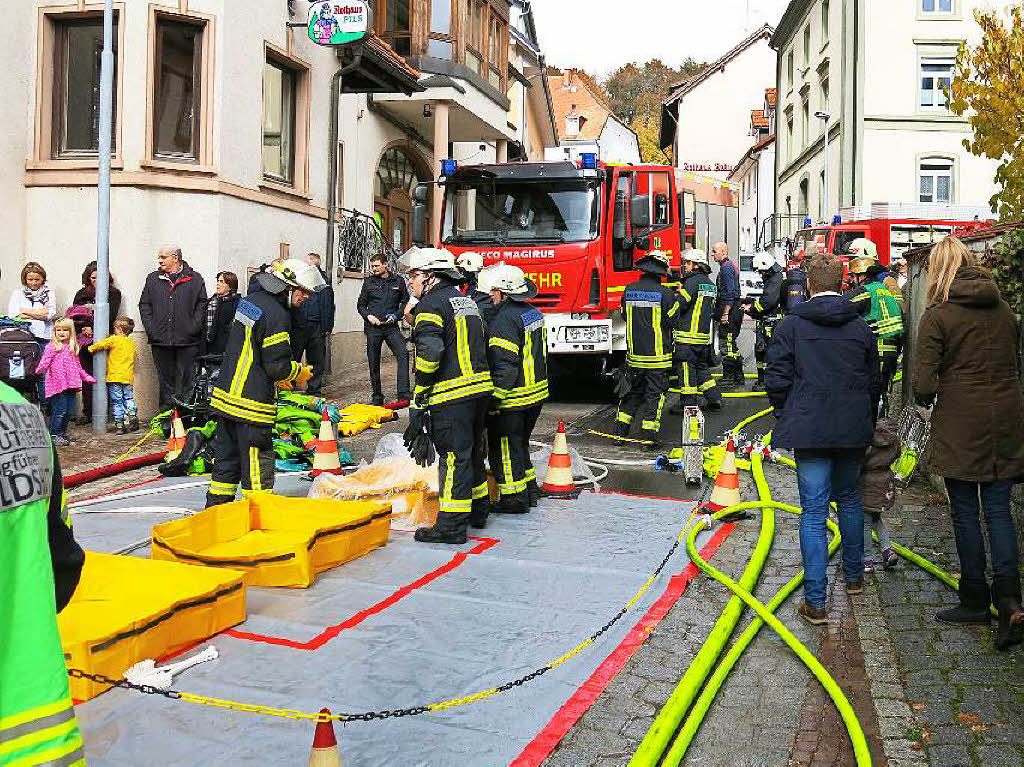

{"left": 666, "top": 24, "right": 775, "bottom": 99}
{"left": 750, "top": 109, "right": 769, "bottom": 129}
{"left": 364, "top": 34, "right": 421, "bottom": 81}
{"left": 765, "top": 88, "right": 777, "bottom": 108}
{"left": 547, "top": 68, "right": 611, "bottom": 142}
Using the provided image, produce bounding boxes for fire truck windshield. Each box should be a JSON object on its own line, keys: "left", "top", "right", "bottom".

{"left": 443, "top": 179, "right": 600, "bottom": 246}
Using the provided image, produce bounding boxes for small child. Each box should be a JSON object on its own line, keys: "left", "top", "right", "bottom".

{"left": 860, "top": 417, "right": 901, "bottom": 571}
{"left": 88, "top": 317, "right": 138, "bottom": 434}
{"left": 36, "top": 317, "right": 96, "bottom": 446}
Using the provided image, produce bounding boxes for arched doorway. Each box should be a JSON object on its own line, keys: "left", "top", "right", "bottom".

{"left": 374, "top": 145, "right": 430, "bottom": 253}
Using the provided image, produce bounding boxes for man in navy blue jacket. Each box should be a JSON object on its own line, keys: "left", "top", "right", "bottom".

{"left": 765, "top": 251, "right": 881, "bottom": 625}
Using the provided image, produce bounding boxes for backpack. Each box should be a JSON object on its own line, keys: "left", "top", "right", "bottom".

{"left": 0, "top": 323, "right": 42, "bottom": 390}
{"left": 783, "top": 267, "right": 808, "bottom": 312}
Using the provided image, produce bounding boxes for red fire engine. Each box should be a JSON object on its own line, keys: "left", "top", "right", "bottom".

{"left": 791, "top": 202, "right": 994, "bottom": 266}
{"left": 425, "top": 157, "right": 738, "bottom": 371}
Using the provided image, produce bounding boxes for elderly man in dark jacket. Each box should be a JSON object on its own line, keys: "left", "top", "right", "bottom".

{"left": 766, "top": 251, "right": 881, "bottom": 625}
{"left": 139, "top": 246, "right": 208, "bottom": 412}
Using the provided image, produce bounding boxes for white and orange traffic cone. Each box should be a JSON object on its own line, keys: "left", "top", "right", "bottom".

{"left": 311, "top": 411, "right": 343, "bottom": 477}
{"left": 541, "top": 421, "right": 580, "bottom": 499}
{"left": 307, "top": 709, "right": 341, "bottom": 767}
{"left": 165, "top": 410, "right": 186, "bottom": 461}
{"left": 707, "top": 437, "right": 742, "bottom": 513}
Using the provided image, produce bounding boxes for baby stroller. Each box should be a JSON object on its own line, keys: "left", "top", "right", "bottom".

{"left": 0, "top": 320, "right": 43, "bottom": 405}
{"left": 173, "top": 353, "right": 223, "bottom": 429}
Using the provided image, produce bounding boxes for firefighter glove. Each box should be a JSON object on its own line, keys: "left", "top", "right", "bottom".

{"left": 296, "top": 365, "right": 314, "bottom": 388}
{"left": 276, "top": 379, "right": 294, "bottom": 391}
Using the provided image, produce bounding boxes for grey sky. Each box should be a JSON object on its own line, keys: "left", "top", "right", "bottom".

{"left": 531, "top": 0, "right": 791, "bottom": 77}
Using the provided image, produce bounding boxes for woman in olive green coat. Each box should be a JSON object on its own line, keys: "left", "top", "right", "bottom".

{"left": 913, "top": 236, "right": 1024, "bottom": 651}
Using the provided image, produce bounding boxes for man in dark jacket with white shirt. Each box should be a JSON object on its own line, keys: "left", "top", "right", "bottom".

{"left": 138, "top": 246, "right": 208, "bottom": 412}
{"left": 357, "top": 254, "right": 410, "bottom": 405}
{"left": 766, "top": 250, "right": 881, "bottom": 626}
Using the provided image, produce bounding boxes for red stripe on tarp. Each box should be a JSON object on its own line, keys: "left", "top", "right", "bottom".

{"left": 224, "top": 536, "right": 500, "bottom": 650}
{"left": 599, "top": 489, "right": 699, "bottom": 504}
{"left": 510, "top": 522, "right": 736, "bottom": 767}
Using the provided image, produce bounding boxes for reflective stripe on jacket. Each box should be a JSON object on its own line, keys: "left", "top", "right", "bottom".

{"left": 487, "top": 300, "right": 549, "bottom": 410}
{"left": 413, "top": 281, "right": 493, "bottom": 407}
{"left": 211, "top": 288, "right": 300, "bottom": 425}
{"left": 622, "top": 275, "right": 679, "bottom": 369}
{"left": 847, "top": 281, "right": 904, "bottom": 339}
{"left": 674, "top": 269, "right": 717, "bottom": 346}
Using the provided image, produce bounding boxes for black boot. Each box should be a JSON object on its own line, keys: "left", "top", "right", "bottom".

{"left": 992, "top": 577, "right": 1024, "bottom": 651}
{"left": 469, "top": 499, "right": 493, "bottom": 530}
{"left": 527, "top": 480, "right": 541, "bottom": 508}
{"left": 415, "top": 511, "right": 469, "bottom": 544}
{"left": 705, "top": 397, "right": 723, "bottom": 412}
{"left": 750, "top": 374, "right": 765, "bottom": 390}
{"left": 493, "top": 493, "right": 529, "bottom": 514}
{"left": 936, "top": 578, "right": 992, "bottom": 625}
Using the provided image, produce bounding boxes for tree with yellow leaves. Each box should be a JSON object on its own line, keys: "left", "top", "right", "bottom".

{"left": 949, "top": 6, "right": 1024, "bottom": 220}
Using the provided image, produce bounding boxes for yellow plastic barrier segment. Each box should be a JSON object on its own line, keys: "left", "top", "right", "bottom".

{"left": 337, "top": 404, "right": 399, "bottom": 437}
{"left": 58, "top": 552, "right": 246, "bottom": 701}
{"left": 151, "top": 495, "right": 392, "bottom": 588}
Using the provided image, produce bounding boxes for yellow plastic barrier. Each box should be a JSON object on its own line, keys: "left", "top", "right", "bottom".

{"left": 151, "top": 494, "right": 392, "bottom": 588}
{"left": 58, "top": 552, "right": 246, "bottom": 701}
{"left": 337, "top": 404, "right": 399, "bottom": 437}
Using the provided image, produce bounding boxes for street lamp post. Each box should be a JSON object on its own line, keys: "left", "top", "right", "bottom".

{"left": 814, "top": 111, "right": 831, "bottom": 223}
{"left": 92, "top": 0, "right": 114, "bottom": 434}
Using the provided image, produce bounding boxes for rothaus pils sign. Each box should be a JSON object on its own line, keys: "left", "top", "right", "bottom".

{"left": 307, "top": 1, "right": 369, "bottom": 46}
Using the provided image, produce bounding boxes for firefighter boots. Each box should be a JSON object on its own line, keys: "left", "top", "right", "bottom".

{"left": 468, "top": 499, "right": 493, "bottom": 530}
{"left": 414, "top": 511, "right": 469, "bottom": 544}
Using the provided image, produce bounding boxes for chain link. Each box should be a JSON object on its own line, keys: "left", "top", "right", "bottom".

{"left": 68, "top": 485, "right": 716, "bottom": 724}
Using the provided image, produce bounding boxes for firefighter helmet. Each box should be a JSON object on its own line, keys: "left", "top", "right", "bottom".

{"left": 636, "top": 250, "right": 671, "bottom": 275}
{"left": 455, "top": 251, "right": 484, "bottom": 273}
{"left": 846, "top": 237, "right": 878, "bottom": 260}
{"left": 683, "top": 248, "right": 710, "bottom": 268}
{"left": 484, "top": 263, "right": 538, "bottom": 301}
{"left": 849, "top": 256, "right": 878, "bottom": 275}
{"left": 271, "top": 259, "right": 327, "bottom": 292}
{"left": 752, "top": 251, "right": 776, "bottom": 271}
{"left": 398, "top": 247, "right": 463, "bottom": 280}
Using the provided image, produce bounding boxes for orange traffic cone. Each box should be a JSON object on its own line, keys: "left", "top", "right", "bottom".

{"left": 311, "top": 411, "right": 343, "bottom": 477}
{"left": 541, "top": 421, "right": 579, "bottom": 499}
{"left": 707, "top": 437, "right": 742, "bottom": 512}
{"left": 165, "top": 410, "right": 186, "bottom": 461}
{"left": 307, "top": 709, "right": 341, "bottom": 767}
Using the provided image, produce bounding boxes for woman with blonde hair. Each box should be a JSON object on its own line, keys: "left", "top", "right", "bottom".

{"left": 914, "top": 236, "right": 1024, "bottom": 651}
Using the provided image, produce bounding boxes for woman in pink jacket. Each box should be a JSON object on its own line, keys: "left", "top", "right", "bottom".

{"left": 36, "top": 318, "right": 95, "bottom": 446}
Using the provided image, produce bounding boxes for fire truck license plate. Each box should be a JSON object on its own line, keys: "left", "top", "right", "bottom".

{"left": 567, "top": 327, "right": 600, "bottom": 342}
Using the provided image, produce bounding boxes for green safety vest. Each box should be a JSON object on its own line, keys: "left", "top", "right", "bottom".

{"left": 863, "top": 281, "right": 903, "bottom": 340}
{"left": 0, "top": 383, "right": 85, "bottom": 767}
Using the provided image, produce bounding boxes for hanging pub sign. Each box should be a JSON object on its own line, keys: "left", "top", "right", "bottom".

{"left": 307, "top": 1, "right": 369, "bottom": 46}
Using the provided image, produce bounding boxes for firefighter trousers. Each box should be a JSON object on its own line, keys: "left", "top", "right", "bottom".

{"left": 206, "top": 418, "right": 276, "bottom": 507}
{"left": 753, "top": 317, "right": 782, "bottom": 381}
{"left": 487, "top": 405, "right": 541, "bottom": 502}
{"left": 717, "top": 303, "right": 745, "bottom": 378}
{"left": 430, "top": 397, "right": 488, "bottom": 515}
{"left": 616, "top": 367, "right": 669, "bottom": 439}
{"left": 675, "top": 345, "right": 721, "bottom": 407}
{"left": 877, "top": 337, "right": 902, "bottom": 417}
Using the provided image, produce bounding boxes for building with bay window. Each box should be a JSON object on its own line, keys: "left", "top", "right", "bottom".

{"left": 771, "top": 0, "right": 999, "bottom": 233}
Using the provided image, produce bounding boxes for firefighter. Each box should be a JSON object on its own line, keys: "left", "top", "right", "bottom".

{"left": 456, "top": 251, "right": 496, "bottom": 325}
{"left": 784, "top": 247, "right": 809, "bottom": 312}
{"left": 844, "top": 238, "right": 904, "bottom": 416}
{"left": 712, "top": 242, "right": 745, "bottom": 386}
{"left": 614, "top": 250, "right": 679, "bottom": 445}
{"left": 401, "top": 248, "right": 493, "bottom": 544}
{"left": 484, "top": 264, "right": 548, "bottom": 515}
{"left": 206, "top": 259, "right": 324, "bottom": 508}
{"left": 745, "top": 251, "right": 785, "bottom": 389}
{"left": 0, "top": 382, "right": 86, "bottom": 766}
{"left": 671, "top": 248, "right": 722, "bottom": 414}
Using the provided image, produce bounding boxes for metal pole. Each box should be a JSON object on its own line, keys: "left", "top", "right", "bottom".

{"left": 822, "top": 117, "right": 830, "bottom": 222}
{"left": 92, "top": 0, "right": 114, "bottom": 434}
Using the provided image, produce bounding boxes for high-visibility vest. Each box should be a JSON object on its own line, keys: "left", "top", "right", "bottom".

{"left": 0, "top": 383, "right": 85, "bottom": 767}
{"left": 863, "top": 280, "right": 904, "bottom": 339}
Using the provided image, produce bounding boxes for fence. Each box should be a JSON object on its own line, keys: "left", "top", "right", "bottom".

{"left": 335, "top": 208, "right": 402, "bottom": 278}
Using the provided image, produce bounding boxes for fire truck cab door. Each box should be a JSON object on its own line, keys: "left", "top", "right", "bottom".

{"left": 610, "top": 169, "right": 636, "bottom": 272}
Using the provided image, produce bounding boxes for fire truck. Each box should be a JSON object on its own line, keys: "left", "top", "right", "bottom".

{"left": 418, "top": 156, "right": 739, "bottom": 374}
{"left": 791, "top": 202, "right": 994, "bottom": 266}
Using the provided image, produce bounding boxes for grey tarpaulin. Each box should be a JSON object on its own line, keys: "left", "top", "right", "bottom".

{"left": 69, "top": 476, "right": 713, "bottom": 766}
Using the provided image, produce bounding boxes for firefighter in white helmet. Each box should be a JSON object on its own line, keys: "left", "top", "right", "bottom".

{"left": 400, "top": 247, "right": 493, "bottom": 543}
{"left": 456, "top": 251, "right": 496, "bottom": 325}
{"left": 483, "top": 264, "right": 547, "bottom": 516}
{"left": 744, "top": 251, "right": 786, "bottom": 389}
{"left": 206, "top": 258, "right": 325, "bottom": 507}
{"left": 671, "top": 248, "right": 722, "bottom": 414}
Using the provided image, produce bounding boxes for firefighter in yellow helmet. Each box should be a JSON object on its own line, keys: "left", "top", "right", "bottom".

{"left": 206, "top": 258, "right": 324, "bottom": 507}
{"left": 844, "top": 238, "right": 904, "bottom": 416}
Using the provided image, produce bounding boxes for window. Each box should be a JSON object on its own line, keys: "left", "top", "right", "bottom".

{"left": 52, "top": 15, "right": 119, "bottom": 158}
{"left": 801, "top": 98, "right": 809, "bottom": 147}
{"left": 466, "top": 0, "right": 486, "bottom": 74}
{"left": 818, "top": 169, "right": 826, "bottom": 218}
{"left": 803, "top": 26, "right": 811, "bottom": 67}
{"left": 920, "top": 159, "right": 953, "bottom": 203}
{"left": 429, "top": 0, "right": 453, "bottom": 60}
{"left": 263, "top": 59, "right": 296, "bottom": 184}
{"left": 786, "top": 51, "right": 794, "bottom": 90}
{"left": 920, "top": 57, "right": 954, "bottom": 109}
{"left": 153, "top": 17, "right": 203, "bottom": 161}
{"left": 820, "top": 77, "right": 829, "bottom": 114}
{"left": 565, "top": 115, "right": 580, "bottom": 136}
{"left": 799, "top": 178, "right": 809, "bottom": 215}
{"left": 822, "top": 0, "right": 830, "bottom": 40}
{"left": 922, "top": 0, "right": 953, "bottom": 13}
{"left": 378, "top": 0, "right": 411, "bottom": 55}
{"left": 487, "top": 13, "right": 506, "bottom": 90}
{"left": 786, "top": 111, "right": 794, "bottom": 162}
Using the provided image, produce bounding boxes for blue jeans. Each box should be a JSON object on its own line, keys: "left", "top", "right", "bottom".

{"left": 49, "top": 389, "right": 76, "bottom": 436}
{"left": 109, "top": 383, "right": 137, "bottom": 421}
{"left": 945, "top": 478, "right": 1019, "bottom": 585}
{"left": 795, "top": 448, "right": 866, "bottom": 608}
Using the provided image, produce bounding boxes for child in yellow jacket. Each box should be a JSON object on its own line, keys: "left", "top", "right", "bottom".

{"left": 88, "top": 316, "right": 138, "bottom": 434}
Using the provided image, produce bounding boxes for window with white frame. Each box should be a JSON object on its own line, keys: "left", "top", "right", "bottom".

{"left": 786, "top": 111, "right": 794, "bottom": 161}
{"left": 820, "top": 77, "right": 829, "bottom": 115}
{"left": 565, "top": 115, "right": 580, "bottom": 136}
{"left": 919, "top": 159, "right": 953, "bottom": 203}
{"left": 922, "top": 0, "right": 953, "bottom": 14}
{"left": 801, "top": 97, "right": 809, "bottom": 147}
{"left": 822, "top": 0, "right": 830, "bottom": 40}
{"left": 786, "top": 51, "right": 794, "bottom": 90}
{"left": 920, "top": 57, "right": 954, "bottom": 109}
{"left": 818, "top": 169, "right": 826, "bottom": 218}
{"left": 803, "top": 26, "right": 811, "bottom": 67}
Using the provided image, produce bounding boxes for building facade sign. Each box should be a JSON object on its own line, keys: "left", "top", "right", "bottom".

{"left": 307, "top": 1, "right": 368, "bottom": 46}
{"left": 681, "top": 162, "right": 734, "bottom": 173}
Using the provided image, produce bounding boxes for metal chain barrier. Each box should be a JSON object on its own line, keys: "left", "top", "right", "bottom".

{"left": 67, "top": 486, "right": 712, "bottom": 725}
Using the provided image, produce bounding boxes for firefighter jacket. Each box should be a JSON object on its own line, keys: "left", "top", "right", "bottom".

{"left": 211, "top": 286, "right": 301, "bottom": 426}
{"left": 784, "top": 267, "right": 808, "bottom": 312}
{"left": 487, "top": 299, "right": 549, "bottom": 411}
{"left": 847, "top": 281, "right": 904, "bottom": 339}
{"left": 748, "top": 266, "right": 785, "bottom": 319}
{"left": 413, "top": 278, "right": 493, "bottom": 408}
{"left": 0, "top": 384, "right": 86, "bottom": 766}
{"left": 621, "top": 274, "right": 679, "bottom": 370}
{"left": 675, "top": 268, "right": 717, "bottom": 347}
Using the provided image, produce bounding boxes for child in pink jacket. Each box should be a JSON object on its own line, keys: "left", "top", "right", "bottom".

{"left": 36, "top": 317, "right": 95, "bottom": 446}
